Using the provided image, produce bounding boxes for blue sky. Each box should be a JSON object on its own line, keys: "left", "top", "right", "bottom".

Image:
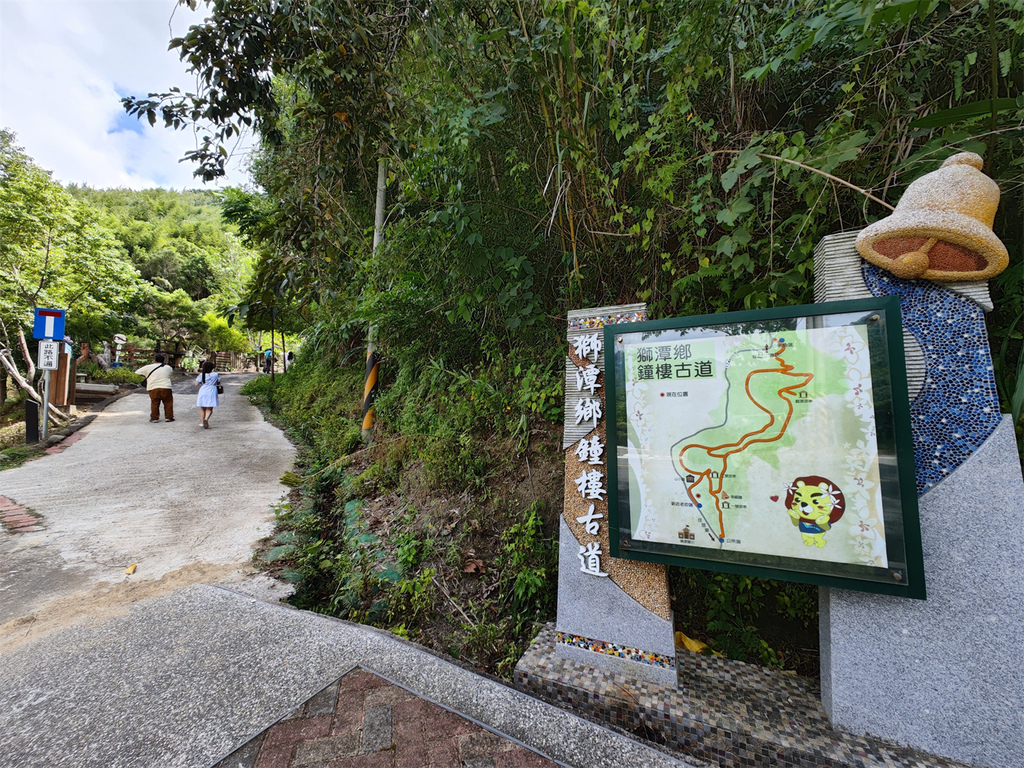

{"left": 0, "top": 0, "right": 252, "bottom": 190}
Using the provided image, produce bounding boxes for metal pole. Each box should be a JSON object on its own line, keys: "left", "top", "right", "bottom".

{"left": 361, "top": 157, "right": 387, "bottom": 443}
{"left": 41, "top": 369, "right": 51, "bottom": 439}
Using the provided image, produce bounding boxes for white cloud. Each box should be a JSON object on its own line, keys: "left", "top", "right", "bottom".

{"left": 0, "top": 0, "right": 253, "bottom": 190}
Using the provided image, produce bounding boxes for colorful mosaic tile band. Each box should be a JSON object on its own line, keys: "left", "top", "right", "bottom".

{"left": 517, "top": 625, "right": 974, "bottom": 768}
{"left": 555, "top": 632, "right": 675, "bottom": 670}
{"left": 568, "top": 310, "right": 647, "bottom": 330}
{"left": 863, "top": 264, "right": 1001, "bottom": 495}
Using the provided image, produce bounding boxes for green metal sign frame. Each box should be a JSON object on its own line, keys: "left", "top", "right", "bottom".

{"left": 604, "top": 297, "right": 925, "bottom": 599}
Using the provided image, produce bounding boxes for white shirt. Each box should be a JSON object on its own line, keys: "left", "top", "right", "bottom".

{"left": 135, "top": 363, "right": 173, "bottom": 390}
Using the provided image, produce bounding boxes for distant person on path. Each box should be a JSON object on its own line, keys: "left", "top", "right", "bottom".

{"left": 263, "top": 349, "right": 274, "bottom": 374}
{"left": 195, "top": 360, "right": 220, "bottom": 429}
{"left": 135, "top": 354, "right": 174, "bottom": 423}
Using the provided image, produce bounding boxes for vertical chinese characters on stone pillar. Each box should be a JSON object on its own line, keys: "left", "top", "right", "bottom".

{"left": 573, "top": 435, "right": 604, "bottom": 465}
{"left": 572, "top": 332, "right": 602, "bottom": 362}
{"left": 571, "top": 331, "right": 610, "bottom": 577}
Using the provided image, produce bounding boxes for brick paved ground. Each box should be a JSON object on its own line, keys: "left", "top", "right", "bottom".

{"left": 43, "top": 430, "right": 88, "bottom": 455}
{"left": 0, "top": 495, "right": 43, "bottom": 533}
{"left": 213, "top": 667, "right": 558, "bottom": 768}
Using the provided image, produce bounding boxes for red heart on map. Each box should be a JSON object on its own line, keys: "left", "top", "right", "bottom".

{"left": 770, "top": 495, "right": 779, "bottom": 502}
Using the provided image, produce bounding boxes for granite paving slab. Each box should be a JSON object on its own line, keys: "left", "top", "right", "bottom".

{"left": 0, "top": 584, "right": 693, "bottom": 768}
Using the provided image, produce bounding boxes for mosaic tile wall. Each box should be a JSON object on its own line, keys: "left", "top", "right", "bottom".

{"left": 516, "top": 626, "right": 974, "bottom": 768}
{"left": 567, "top": 305, "right": 647, "bottom": 331}
{"left": 863, "top": 264, "right": 1001, "bottom": 494}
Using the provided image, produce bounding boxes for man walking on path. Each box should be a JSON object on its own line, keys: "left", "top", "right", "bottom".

{"left": 135, "top": 354, "right": 175, "bottom": 422}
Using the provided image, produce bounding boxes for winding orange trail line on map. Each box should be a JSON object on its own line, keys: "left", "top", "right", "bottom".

{"left": 677, "top": 343, "right": 813, "bottom": 539}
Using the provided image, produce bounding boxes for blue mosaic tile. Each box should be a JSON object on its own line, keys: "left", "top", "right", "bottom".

{"left": 863, "top": 264, "right": 1000, "bottom": 495}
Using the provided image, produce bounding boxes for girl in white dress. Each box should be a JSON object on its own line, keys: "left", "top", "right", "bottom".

{"left": 195, "top": 360, "right": 221, "bottom": 429}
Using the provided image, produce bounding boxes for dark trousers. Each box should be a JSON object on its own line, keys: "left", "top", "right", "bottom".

{"left": 149, "top": 388, "right": 174, "bottom": 420}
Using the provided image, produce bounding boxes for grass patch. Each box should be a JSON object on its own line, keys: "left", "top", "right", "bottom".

{"left": 0, "top": 443, "right": 42, "bottom": 471}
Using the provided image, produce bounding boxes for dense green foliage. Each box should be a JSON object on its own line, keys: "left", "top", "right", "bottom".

{"left": 0, "top": 132, "right": 259, "bottom": 381}
{"left": 136, "top": 0, "right": 1023, "bottom": 425}
{"left": 71, "top": 187, "right": 254, "bottom": 304}
{"left": 0, "top": 130, "right": 141, "bottom": 337}
{"left": 68, "top": 187, "right": 257, "bottom": 353}
{"left": 138, "top": 0, "right": 1023, "bottom": 670}
{"left": 242, "top": 350, "right": 561, "bottom": 675}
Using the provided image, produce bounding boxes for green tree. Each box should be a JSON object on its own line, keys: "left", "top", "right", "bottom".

{"left": 0, "top": 131, "right": 142, "bottom": 321}
{"left": 200, "top": 311, "right": 250, "bottom": 352}
{"left": 0, "top": 129, "right": 143, "bottom": 405}
{"left": 138, "top": 288, "right": 205, "bottom": 356}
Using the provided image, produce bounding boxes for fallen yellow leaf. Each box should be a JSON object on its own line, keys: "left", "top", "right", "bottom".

{"left": 124, "top": 564, "right": 137, "bottom": 575}
{"left": 675, "top": 630, "right": 708, "bottom": 654}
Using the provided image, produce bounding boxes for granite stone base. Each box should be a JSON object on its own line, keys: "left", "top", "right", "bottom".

{"left": 555, "top": 519, "right": 676, "bottom": 658}
{"left": 516, "top": 626, "right": 975, "bottom": 768}
{"left": 820, "top": 417, "right": 1024, "bottom": 768}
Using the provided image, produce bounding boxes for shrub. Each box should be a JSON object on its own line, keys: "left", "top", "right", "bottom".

{"left": 89, "top": 368, "right": 144, "bottom": 385}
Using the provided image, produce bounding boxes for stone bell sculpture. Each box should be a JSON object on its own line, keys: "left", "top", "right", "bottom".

{"left": 855, "top": 151, "right": 1008, "bottom": 281}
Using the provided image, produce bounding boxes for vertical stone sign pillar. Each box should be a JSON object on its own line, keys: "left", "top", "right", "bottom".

{"left": 814, "top": 231, "right": 1024, "bottom": 768}
{"left": 555, "top": 304, "right": 676, "bottom": 685}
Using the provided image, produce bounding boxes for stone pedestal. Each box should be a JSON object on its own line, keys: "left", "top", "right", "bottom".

{"left": 525, "top": 304, "right": 676, "bottom": 686}
{"left": 820, "top": 418, "right": 1024, "bottom": 768}
{"left": 554, "top": 518, "right": 676, "bottom": 685}
{"left": 815, "top": 232, "right": 1024, "bottom": 768}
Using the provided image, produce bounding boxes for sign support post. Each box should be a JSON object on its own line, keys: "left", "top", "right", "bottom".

{"left": 36, "top": 338, "right": 61, "bottom": 440}
{"left": 32, "top": 309, "right": 67, "bottom": 440}
{"left": 40, "top": 369, "right": 51, "bottom": 439}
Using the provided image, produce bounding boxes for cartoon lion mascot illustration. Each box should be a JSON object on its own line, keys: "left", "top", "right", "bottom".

{"left": 785, "top": 476, "right": 845, "bottom": 548}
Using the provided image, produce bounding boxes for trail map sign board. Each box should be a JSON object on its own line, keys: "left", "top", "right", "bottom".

{"left": 605, "top": 297, "right": 924, "bottom": 598}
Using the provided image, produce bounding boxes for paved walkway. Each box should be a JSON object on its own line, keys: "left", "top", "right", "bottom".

{"left": 214, "top": 664, "right": 558, "bottom": 768}
{"left": 0, "top": 373, "right": 295, "bottom": 627}
{"left": 0, "top": 375, "right": 694, "bottom": 768}
{"left": 0, "top": 585, "right": 693, "bottom": 768}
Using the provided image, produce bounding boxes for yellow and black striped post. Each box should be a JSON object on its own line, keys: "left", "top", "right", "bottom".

{"left": 361, "top": 157, "right": 388, "bottom": 444}
{"left": 361, "top": 340, "right": 378, "bottom": 442}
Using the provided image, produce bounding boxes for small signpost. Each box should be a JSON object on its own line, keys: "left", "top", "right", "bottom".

{"left": 32, "top": 308, "right": 67, "bottom": 440}
{"left": 113, "top": 333, "right": 127, "bottom": 364}
{"left": 37, "top": 340, "right": 60, "bottom": 370}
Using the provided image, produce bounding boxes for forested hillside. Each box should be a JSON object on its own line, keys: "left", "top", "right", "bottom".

{"left": 68, "top": 186, "right": 256, "bottom": 356}
{"left": 123, "top": 0, "right": 1021, "bottom": 675}
{"left": 0, "top": 132, "right": 255, "bottom": 443}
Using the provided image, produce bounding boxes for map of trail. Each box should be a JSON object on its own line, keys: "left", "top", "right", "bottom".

{"left": 673, "top": 338, "right": 811, "bottom": 544}
{"left": 623, "top": 325, "right": 889, "bottom": 568}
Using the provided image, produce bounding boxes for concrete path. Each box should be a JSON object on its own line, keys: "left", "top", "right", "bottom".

{"left": 0, "top": 585, "right": 693, "bottom": 768}
{"left": 0, "top": 375, "right": 694, "bottom": 768}
{"left": 0, "top": 373, "right": 296, "bottom": 633}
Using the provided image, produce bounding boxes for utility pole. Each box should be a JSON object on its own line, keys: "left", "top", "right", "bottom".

{"left": 361, "top": 158, "right": 387, "bottom": 443}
